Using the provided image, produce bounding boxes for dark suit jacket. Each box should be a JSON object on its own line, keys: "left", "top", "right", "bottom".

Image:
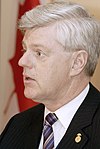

{"left": 0, "top": 83, "right": 100, "bottom": 149}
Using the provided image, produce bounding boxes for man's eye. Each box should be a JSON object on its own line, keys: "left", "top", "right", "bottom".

{"left": 36, "top": 51, "right": 43, "bottom": 57}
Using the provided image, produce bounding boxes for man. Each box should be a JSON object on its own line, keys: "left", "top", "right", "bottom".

{"left": 0, "top": 1, "right": 100, "bottom": 149}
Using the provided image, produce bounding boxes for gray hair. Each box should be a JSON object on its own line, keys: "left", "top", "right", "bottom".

{"left": 18, "top": 0, "right": 100, "bottom": 76}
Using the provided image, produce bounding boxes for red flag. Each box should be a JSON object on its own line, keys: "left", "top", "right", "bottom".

{"left": 9, "top": 0, "right": 40, "bottom": 112}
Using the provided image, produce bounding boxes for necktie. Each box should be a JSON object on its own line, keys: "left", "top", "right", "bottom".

{"left": 43, "top": 113, "right": 58, "bottom": 149}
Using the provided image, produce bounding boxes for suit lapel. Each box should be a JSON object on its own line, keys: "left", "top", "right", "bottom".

{"left": 56, "top": 83, "right": 100, "bottom": 149}
{"left": 24, "top": 104, "right": 45, "bottom": 149}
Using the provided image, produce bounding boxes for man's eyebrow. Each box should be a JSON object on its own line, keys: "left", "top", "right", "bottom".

{"left": 31, "top": 44, "right": 45, "bottom": 48}
{"left": 21, "top": 42, "right": 49, "bottom": 52}
{"left": 22, "top": 41, "right": 43, "bottom": 48}
{"left": 29, "top": 44, "right": 48, "bottom": 50}
{"left": 31, "top": 44, "right": 51, "bottom": 53}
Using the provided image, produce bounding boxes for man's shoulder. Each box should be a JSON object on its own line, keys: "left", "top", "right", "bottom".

{"left": 0, "top": 104, "right": 44, "bottom": 142}
{"left": 12, "top": 103, "right": 44, "bottom": 124}
{"left": 18, "top": 103, "right": 44, "bottom": 116}
{"left": 89, "top": 83, "right": 100, "bottom": 96}
{"left": 1, "top": 104, "right": 44, "bottom": 133}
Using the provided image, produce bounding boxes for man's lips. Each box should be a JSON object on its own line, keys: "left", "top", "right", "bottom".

{"left": 23, "top": 75, "right": 35, "bottom": 81}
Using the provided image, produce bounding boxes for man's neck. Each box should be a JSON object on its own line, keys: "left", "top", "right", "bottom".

{"left": 44, "top": 76, "right": 90, "bottom": 112}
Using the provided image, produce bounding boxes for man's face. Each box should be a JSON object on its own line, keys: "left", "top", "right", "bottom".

{"left": 18, "top": 25, "right": 73, "bottom": 105}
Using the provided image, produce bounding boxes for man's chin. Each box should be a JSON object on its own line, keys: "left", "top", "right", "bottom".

{"left": 24, "top": 92, "right": 41, "bottom": 102}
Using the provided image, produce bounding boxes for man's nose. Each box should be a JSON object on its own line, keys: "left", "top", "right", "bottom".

{"left": 18, "top": 52, "right": 33, "bottom": 68}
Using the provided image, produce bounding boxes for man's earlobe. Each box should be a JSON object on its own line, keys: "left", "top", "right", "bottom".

{"left": 70, "top": 50, "right": 88, "bottom": 76}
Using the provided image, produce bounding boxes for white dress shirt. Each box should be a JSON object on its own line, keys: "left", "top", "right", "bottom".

{"left": 39, "top": 84, "right": 89, "bottom": 149}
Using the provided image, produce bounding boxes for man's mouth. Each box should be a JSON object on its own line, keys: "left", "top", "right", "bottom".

{"left": 23, "top": 75, "right": 35, "bottom": 82}
{"left": 25, "top": 77, "right": 32, "bottom": 80}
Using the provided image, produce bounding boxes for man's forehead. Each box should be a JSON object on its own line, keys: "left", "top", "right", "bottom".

{"left": 25, "top": 24, "right": 56, "bottom": 36}
{"left": 23, "top": 26, "right": 56, "bottom": 42}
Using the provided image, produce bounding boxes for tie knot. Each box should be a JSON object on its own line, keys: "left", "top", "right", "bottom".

{"left": 45, "top": 113, "right": 58, "bottom": 126}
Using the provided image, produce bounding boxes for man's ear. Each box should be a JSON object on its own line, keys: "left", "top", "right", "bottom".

{"left": 70, "top": 50, "right": 88, "bottom": 76}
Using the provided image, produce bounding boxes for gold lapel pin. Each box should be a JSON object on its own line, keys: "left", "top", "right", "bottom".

{"left": 75, "top": 133, "right": 82, "bottom": 143}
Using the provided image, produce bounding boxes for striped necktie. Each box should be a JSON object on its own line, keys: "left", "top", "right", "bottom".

{"left": 43, "top": 113, "right": 58, "bottom": 149}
